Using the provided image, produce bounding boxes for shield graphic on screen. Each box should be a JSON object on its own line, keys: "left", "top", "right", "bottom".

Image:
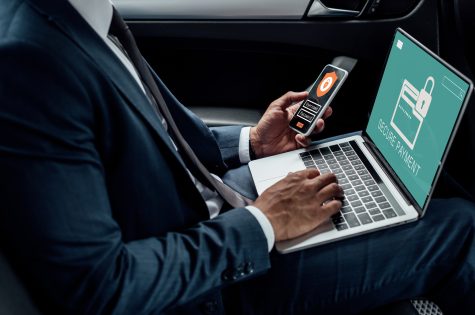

{"left": 316, "top": 71, "right": 338, "bottom": 97}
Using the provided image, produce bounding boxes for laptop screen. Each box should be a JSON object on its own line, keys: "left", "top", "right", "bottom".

{"left": 366, "top": 30, "right": 471, "bottom": 208}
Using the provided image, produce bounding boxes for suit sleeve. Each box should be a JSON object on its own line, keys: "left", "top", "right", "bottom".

{"left": 148, "top": 67, "right": 246, "bottom": 170}
{"left": 0, "top": 41, "right": 270, "bottom": 314}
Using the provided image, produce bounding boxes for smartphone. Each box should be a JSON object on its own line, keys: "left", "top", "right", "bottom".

{"left": 289, "top": 64, "right": 348, "bottom": 136}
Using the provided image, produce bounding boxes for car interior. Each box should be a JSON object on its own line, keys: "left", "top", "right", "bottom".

{"left": 1, "top": 0, "right": 474, "bottom": 314}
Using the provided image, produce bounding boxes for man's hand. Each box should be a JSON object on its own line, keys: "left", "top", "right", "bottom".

{"left": 250, "top": 91, "right": 333, "bottom": 159}
{"left": 253, "top": 169, "right": 343, "bottom": 241}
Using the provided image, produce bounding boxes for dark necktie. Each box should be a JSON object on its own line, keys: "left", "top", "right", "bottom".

{"left": 108, "top": 8, "right": 251, "bottom": 208}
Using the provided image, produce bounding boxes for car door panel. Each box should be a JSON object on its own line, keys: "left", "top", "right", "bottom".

{"left": 115, "top": 0, "right": 438, "bottom": 136}
{"left": 113, "top": 0, "right": 311, "bottom": 19}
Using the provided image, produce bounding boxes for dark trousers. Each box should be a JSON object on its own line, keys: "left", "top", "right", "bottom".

{"left": 223, "top": 197, "right": 475, "bottom": 315}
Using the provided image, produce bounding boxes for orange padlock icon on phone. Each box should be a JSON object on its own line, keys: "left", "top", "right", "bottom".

{"left": 316, "top": 71, "right": 338, "bottom": 98}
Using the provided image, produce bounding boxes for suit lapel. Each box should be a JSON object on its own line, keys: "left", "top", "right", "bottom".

{"left": 26, "top": 0, "right": 187, "bottom": 168}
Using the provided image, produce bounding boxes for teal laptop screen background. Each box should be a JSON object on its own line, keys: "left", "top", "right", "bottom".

{"left": 366, "top": 31, "right": 470, "bottom": 207}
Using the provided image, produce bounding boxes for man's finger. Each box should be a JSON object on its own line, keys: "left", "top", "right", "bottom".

{"left": 295, "top": 134, "right": 311, "bottom": 147}
{"left": 322, "top": 107, "right": 333, "bottom": 120}
{"left": 316, "top": 182, "right": 344, "bottom": 204}
{"left": 278, "top": 91, "right": 308, "bottom": 109}
{"left": 309, "top": 107, "right": 332, "bottom": 136}
{"left": 303, "top": 168, "right": 320, "bottom": 179}
{"left": 311, "top": 119, "right": 325, "bottom": 135}
{"left": 310, "top": 172, "right": 339, "bottom": 191}
{"left": 320, "top": 199, "right": 343, "bottom": 217}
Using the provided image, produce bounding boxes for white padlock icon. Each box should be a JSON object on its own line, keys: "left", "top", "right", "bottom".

{"left": 415, "top": 76, "right": 435, "bottom": 118}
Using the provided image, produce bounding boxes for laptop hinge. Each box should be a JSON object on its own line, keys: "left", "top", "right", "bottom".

{"left": 360, "top": 133, "right": 423, "bottom": 215}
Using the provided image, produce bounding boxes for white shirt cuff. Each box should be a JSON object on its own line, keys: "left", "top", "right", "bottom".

{"left": 239, "top": 127, "right": 252, "bottom": 164}
{"left": 245, "top": 205, "right": 275, "bottom": 252}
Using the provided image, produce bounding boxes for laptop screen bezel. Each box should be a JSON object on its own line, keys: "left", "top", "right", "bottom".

{"left": 363, "top": 28, "right": 473, "bottom": 216}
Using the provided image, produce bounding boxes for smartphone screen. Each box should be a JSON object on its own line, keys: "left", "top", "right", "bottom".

{"left": 289, "top": 65, "right": 348, "bottom": 135}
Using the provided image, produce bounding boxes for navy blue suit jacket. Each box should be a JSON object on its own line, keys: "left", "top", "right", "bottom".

{"left": 0, "top": 0, "right": 270, "bottom": 313}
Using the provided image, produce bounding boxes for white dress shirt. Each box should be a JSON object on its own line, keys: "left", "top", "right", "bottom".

{"left": 68, "top": 0, "right": 274, "bottom": 251}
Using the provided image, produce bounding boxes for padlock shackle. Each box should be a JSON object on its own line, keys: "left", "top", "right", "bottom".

{"left": 424, "top": 76, "right": 435, "bottom": 95}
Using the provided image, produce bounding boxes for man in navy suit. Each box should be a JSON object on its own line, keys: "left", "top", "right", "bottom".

{"left": 0, "top": 0, "right": 474, "bottom": 314}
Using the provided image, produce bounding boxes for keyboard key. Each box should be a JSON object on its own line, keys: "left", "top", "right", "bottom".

{"left": 348, "top": 174, "right": 359, "bottom": 181}
{"left": 351, "top": 160, "right": 362, "bottom": 165}
{"left": 310, "top": 149, "right": 321, "bottom": 157}
{"left": 345, "top": 150, "right": 356, "bottom": 156}
{"left": 342, "top": 165, "right": 353, "bottom": 171}
{"left": 315, "top": 158, "right": 325, "bottom": 164}
{"left": 348, "top": 155, "right": 359, "bottom": 161}
{"left": 357, "top": 169, "right": 368, "bottom": 175}
{"left": 375, "top": 196, "right": 387, "bottom": 203}
{"left": 344, "top": 188, "right": 355, "bottom": 195}
{"left": 313, "top": 156, "right": 323, "bottom": 163}
{"left": 340, "top": 142, "right": 350, "bottom": 147}
{"left": 354, "top": 165, "right": 365, "bottom": 170}
{"left": 341, "top": 206, "right": 352, "bottom": 213}
{"left": 358, "top": 213, "right": 373, "bottom": 225}
{"left": 358, "top": 190, "right": 370, "bottom": 197}
{"left": 329, "top": 163, "right": 340, "bottom": 170}
{"left": 333, "top": 151, "right": 344, "bottom": 156}
{"left": 351, "top": 200, "right": 363, "bottom": 207}
{"left": 306, "top": 165, "right": 317, "bottom": 169}
{"left": 330, "top": 145, "right": 341, "bottom": 152}
{"left": 347, "top": 194, "right": 359, "bottom": 202}
{"left": 364, "top": 179, "right": 376, "bottom": 186}
{"left": 342, "top": 200, "right": 350, "bottom": 207}
{"left": 368, "top": 185, "right": 379, "bottom": 192}
{"left": 346, "top": 170, "right": 356, "bottom": 175}
{"left": 339, "top": 178, "right": 349, "bottom": 185}
{"left": 336, "top": 155, "right": 347, "bottom": 161}
{"left": 366, "top": 202, "right": 377, "bottom": 209}
{"left": 320, "top": 169, "right": 331, "bottom": 174}
{"left": 332, "top": 216, "right": 345, "bottom": 224}
{"left": 351, "top": 179, "right": 363, "bottom": 186}
{"left": 354, "top": 206, "right": 366, "bottom": 213}
{"left": 320, "top": 147, "right": 331, "bottom": 155}
{"left": 333, "top": 168, "right": 344, "bottom": 174}
{"left": 361, "top": 196, "right": 373, "bottom": 203}
{"left": 371, "top": 190, "right": 383, "bottom": 197}
{"left": 300, "top": 152, "right": 310, "bottom": 157}
{"left": 336, "top": 173, "right": 346, "bottom": 180}
{"left": 383, "top": 209, "right": 397, "bottom": 219}
{"left": 361, "top": 174, "right": 372, "bottom": 181}
{"left": 326, "top": 159, "right": 337, "bottom": 164}
{"left": 369, "top": 208, "right": 381, "bottom": 215}
{"left": 344, "top": 213, "right": 361, "bottom": 227}
{"left": 335, "top": 223, "right": 349, "bottom": 231}
{"left": 301, "top": 155, "right": 313, "bottom": 161}
{"left": 332, "top": 211, "right": 343, "bottom": 218}
{"left": 341, "top": 183, "right": 352, "bottom": 190}
{"left": 323, "top": 154, "right": 334, "bottom": 160}
{"left": 373, "top": 214, "right": 385, "bottom": 222}
{"left": 379, "top": 202, "right": 391, "bottom": 209}
{"left": 342, "top": 146, "right": 352, "bottom": 152}
{"left": 340, "top": 160, "right": 350, "bottom": 166}
{"left": 354, "top": 185, "right": 366, "bottom": 192}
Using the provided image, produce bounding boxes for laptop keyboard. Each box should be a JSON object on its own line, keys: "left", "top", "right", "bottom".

{"left": 299, "top": 141, "right": 401, "bottom": 231}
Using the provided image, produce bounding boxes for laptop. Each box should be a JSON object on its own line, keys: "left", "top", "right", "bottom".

{"left": 249, "top": 28, "right": 474, "bottom": 254}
